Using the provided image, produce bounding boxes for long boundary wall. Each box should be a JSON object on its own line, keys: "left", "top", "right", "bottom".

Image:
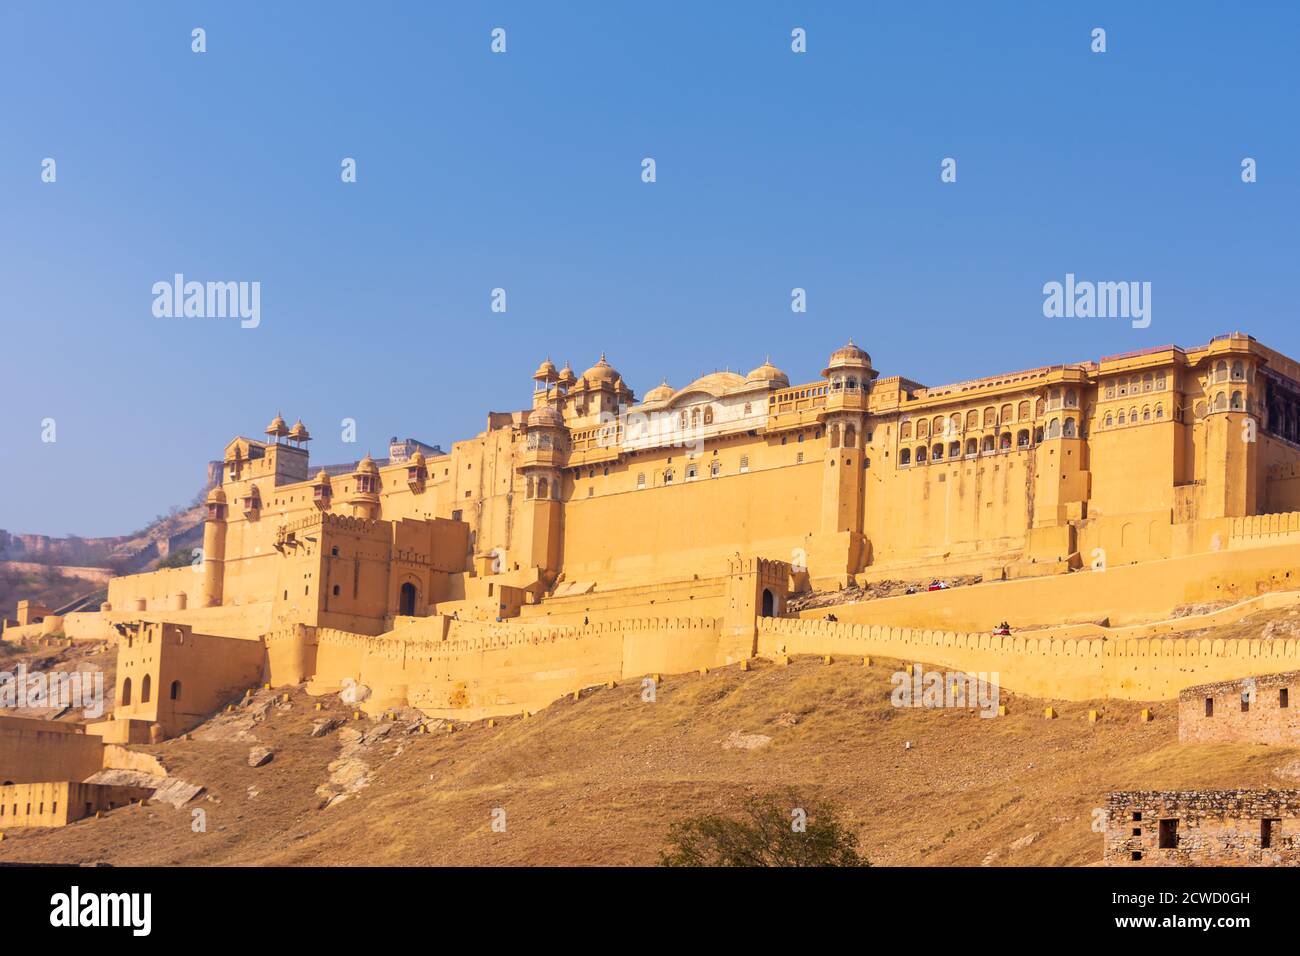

{"left": 759, "top": 617, "right": 1300, "bottom": 701}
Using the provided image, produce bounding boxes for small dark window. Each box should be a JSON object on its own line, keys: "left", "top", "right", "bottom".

{"left": 1241, "top": 692, "right": 1250, "bottom": 713}
{"left": 1262, "top": 818, "right": 1280, "bottom": 849}
{"left": 331, "top": 547, "right": 339, "bottom": 556}
{"left": 1158, "top": 819, "right": 1178, "bottom": 849}
{"left": 332, "top": 585, "right": 340, "bottom": 596}
{"left": 1281, "top": 689, "right": 1290, "bottom": 709}
{"left": 1205, "top": 697, "right": 1214, "bottom": 717}
{"left": 1131, "top": 828, "right": 1141, "bottom": 837}
{"left": 1130, "top": 851, "right": 1142, "bottom": 861}
{"left": 1132, "top": 812, "right": 1142, "bottom": 822}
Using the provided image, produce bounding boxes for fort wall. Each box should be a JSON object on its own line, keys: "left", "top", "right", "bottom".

{"left": 0, "top": 716, "right": 105, "bottom": 785}
{"left": 757, "top": 617, "right": 1300, "bottom": 702}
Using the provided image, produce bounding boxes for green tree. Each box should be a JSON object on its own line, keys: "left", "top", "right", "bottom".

{"left": 659, "top": 791, "right": 869, "bottom": 867}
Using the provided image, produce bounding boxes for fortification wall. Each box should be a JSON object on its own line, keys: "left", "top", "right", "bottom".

{"left": 0, "top": 716, "right": 104, "bottom": 785}
{"left": 302, "top": 617, "right": 725, "bottom": 719}
{"left": 758, "top": 617, "right": 1300, "bottom": 702}
{"left": 806, "top": 538, "right": 1300, "bottom": 632}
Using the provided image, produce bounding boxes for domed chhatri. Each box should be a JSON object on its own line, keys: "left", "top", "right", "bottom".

{"left": 643, "top": 380, "right": 675, "bottom": 404}
{"left": 582, "top": 352, "right": 620, "bottom": 385}
{"left": 533, "top": 358, "right": 558, "bottom": 382}
{"left": 746, "top": 359, "right": 789, "bottom": 387}
{"left": 556, "top": 363, "right": 576, "bottom": 387}
{"left": 354, "top": 453, "right": 379, "bottom": 475}
{"left": 822, "top": 339, "right": 875, "bottom": 379}
{"left": 264, "top": 413, "right": 290, "bottom": 440}
{"left": 287, "top": 419, "right": 311, "bottom": 443}
{"left": 529, "top": 404, "right": 565, "bottom": 428}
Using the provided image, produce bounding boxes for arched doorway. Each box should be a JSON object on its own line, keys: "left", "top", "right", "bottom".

{"left": 761, "top": 588, "right": 775, "bottom": 617}
{"left": 399, "top": 582, "right": 417, "bottom": 616}
{"left": 121, "top": 677, "right": 132, "bottom": 706}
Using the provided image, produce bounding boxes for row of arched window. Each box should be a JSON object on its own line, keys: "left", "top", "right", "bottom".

{"left": 120, "top": 675, "right": 181, "bottom": 706}
{"left": 524, "top": 476, "right": 558, "bottom": 499}
{"left": 827, "top": 423, "right": 858, "bottom": 448}
{"left": 678, "top": 407, "right": 716, "bottom": 428}
{"left": 1104, "top": 372, "right": 1167, "bottom": 399}
{"left": 1102, "top": 403, "right": 1166, "bottom": 427}
{"left": 1212, "top": 360, "right": 1249, "bottom": 384}
{"left": 901, "top": 400, "right": 1039, "bottom": 440}
{"left": 900, "top": 428, "right": 1037, "bottom": 465}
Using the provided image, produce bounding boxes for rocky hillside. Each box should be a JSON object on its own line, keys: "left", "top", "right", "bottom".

{"left": 1, "top": 644, "right": 1293, "bottom": 867}
{"left": 0, "top": 479, "right": 212, "bottom": 618}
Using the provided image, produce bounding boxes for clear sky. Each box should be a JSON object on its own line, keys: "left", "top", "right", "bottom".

{"left": 2, "top": 1, "right": 1297, "bottom": 536}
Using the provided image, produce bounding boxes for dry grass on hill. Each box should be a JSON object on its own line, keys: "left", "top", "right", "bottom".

{"left": 1, "top": 646, "right": 1294, "bottom": 867}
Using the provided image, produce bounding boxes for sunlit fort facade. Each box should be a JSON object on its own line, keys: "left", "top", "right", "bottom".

{"left": 12, "top": 331, "right": 1300, "bottom": 741}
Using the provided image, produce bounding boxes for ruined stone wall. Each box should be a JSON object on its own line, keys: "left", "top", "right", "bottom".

{"left": 1105, "top": 789, "right": 1300, "bottom": 865}
{"left": 1178, "top": 671, "right": 1300, "bottom": 744}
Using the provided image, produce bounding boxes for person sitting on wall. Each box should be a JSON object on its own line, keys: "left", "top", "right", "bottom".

{"left": 826, "top": 613, "right": 838, "bottom": 622}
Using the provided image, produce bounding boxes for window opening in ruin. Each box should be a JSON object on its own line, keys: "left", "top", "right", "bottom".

{"left": 1204, "top": 697, "right": 1214, "bottom": 717}
{"left": 1281, "top": 688, "right": 1290, "bottom": 709}
{"left": 1262, "top": 818, "right": 1280, "bottom": 849}
{"left": 1158, "top": 818, "right": 1178, "bottom": 849}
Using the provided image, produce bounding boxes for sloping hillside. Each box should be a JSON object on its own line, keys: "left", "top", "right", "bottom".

{"left": 1, "top": 648, "right": 1293, "bottom": 867}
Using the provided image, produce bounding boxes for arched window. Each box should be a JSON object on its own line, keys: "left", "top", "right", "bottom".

{"left": 846, "top": 377, "right": 858, "bottom": 390}
{"left": 1017, "top": 429, "right": 1030, "bottom": 447}
{"left": 1017, "top": 401, "right": 1029, "bottom": 420}
{"left": 983, "top": 407, "right": 996, "bottom": 427}
{"left": 1231, "top": 391, "right": 1244, "bottom": 410}
{"left": 966, "top": 410, "right": 979, "bottom": 430}
{"left": 1047, "top": 418, "right": 1061, "bottom": 439}
{"left": 844, "top": 424, "right": 857, "bottom": 447}
{"left": 710, "top": 461, "right": 721, "bottom": 477}
{"left": 121, "top": 677, "right": 132, "bottom": 706}
{"left": 1142, "top": 373, "right": 1153, "bottom": 392}
{"left": 965, "top": 438, "right": 977, "bottom": 455}
{"left": 537, "top": 477, "right": 549, "bottom": 498}
{"left": 1215, "top": 360, "right": 1228, "bottom": 382}
{"left": 141, "top": 674, "right": 152, "bottom": 704}
{"left": 949, "top": 414, "right": 961, "bottom": 435}
{"left": 1065, "top": 390, "right": 1078, "bottom": 408}
{"left": 663, "top": 469, "right": 674, "bottom": 484}
{"left": 917, "top": 420, "right": 928, "bottom": 439}
{"left": 900, "top": 448, "right": 911, "bottom": 465}
{"left": 948, "top": 441, "right": 961, "bottom": 458}
{"left": 1000, "top": 404, "right": 1013, "bottom": 422}
{"left": 1063, "top": 418, "right": 1077, "bottom": 438}
{"left": 1155, "top": 374, "right": 1165, "bottom": 390}
{"left": 1231, "top": 360, "right": 1245, "bottom": 381}
{"left": 1000, "top": 432, "right": 1012, "bottom": 450}
{"left": 170, "top": 680, "right": 181, "bottom": 701}
{"left": 829, "top": 423, "right": 840, "bottom": 448}
{"left": 1215, "top": 392, "right": 1227, "bottom": 411}
{"left": 916, "top": 446, "right": 927, "bottom": 463}
{"left": 981, "top": 435, "right": 995, "bottom": 453}
{"left": 900, "top": 420, "right": 912, "bottom": 440}
{"left": 690, "top": 408, "right": 699, "bottom": 427}
{"left": 1155, "top": 404, "right": 1164, "bottom": 419}
{"left": 525, "top": 477, "right": 534, "bottom": 499}
{"left": 679, "top": 411, "right": 687, "bottom": 428}
{"left": 1118, "top": 410, "right": 1126, "bottom": 425}
{"left": 1142, "top": 406, "right": 1151, "bottom": 422}
{"left": 1035, "top": 398, "right": 1045, "bottom": 416}
{"left": 1105, "top": 383, "right": 1115, "bottom": 399}
{"left": 637, "top": 472, "right": 646, "bottom": 489}
{"left": 932, "top": 443, "right": 944, "bottom": 461}
{"left": 703, "top": 407, "right": 714, "bottom": 425}
{"left": 932, "top": 416, "right": 944, "bottom": 436}
{"left": 1104, "top": 413, "right": 1114, "bottom": 427}
{"left": 1034, "top": 427, "right": 1044, "bottom": 443}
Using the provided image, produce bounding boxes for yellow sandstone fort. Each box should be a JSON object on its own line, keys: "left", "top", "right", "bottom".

{"left": 12, "top": 331, "right": 1300, "bottom": 750}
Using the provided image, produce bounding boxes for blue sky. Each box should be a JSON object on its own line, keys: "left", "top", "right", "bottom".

{"left": 2, "top": 1, "right": 1297, "bottom": 536}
